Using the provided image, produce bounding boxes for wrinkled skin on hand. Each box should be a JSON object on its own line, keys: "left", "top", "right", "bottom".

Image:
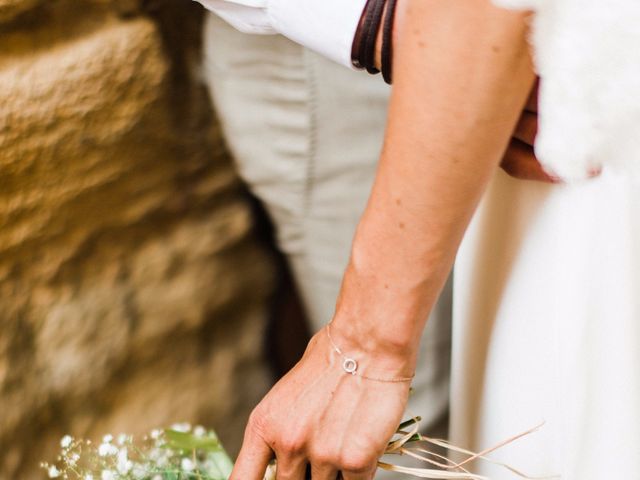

{"left": 230, "top": 329, "right": 411, "bottom": 480}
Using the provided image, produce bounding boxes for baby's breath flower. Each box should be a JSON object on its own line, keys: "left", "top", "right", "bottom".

{"left": 117, "top": 433, "right": 130, "bottom": 446}
{"left": 84, "top": 475, "right": 94, "bottom": 480}
{"left": 47, "top": 465, "right": 61, "bottom": 478}
{"left": 132, "top": 464, "right": 146, "bottom": 479}
{"left": 116, "top": 448, "right": 133, "bottom": 474}
{"left": 155, "top": 452, "right": 169, "bottom": 467}
{"left": 181, "top": 458, "right": 195, "bottom": 472}
{"left": 60, "top": 435, "right": 73, "bottom": 449}
{"left": 150, "top": 429, "right": 162, "bottom": 440}
{"left": 102, "top": 434, "right": 113, "bottom": 443}
{"left": 170, "top": 422, "right": 191, "bottom": 433}
{"left": 98, "top": 442, "right": 118, "bottom": 457}
{"left": 101, "top": 470, "right": 116, "bottom": 480}
{"left": 193, "top": 426, "right": 206, "bottom": 438}
{"left": 66, "top": 452, "right": 80, "bottom": 467}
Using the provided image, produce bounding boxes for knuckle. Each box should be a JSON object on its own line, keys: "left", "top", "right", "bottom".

{"left": 278, "top": 433, "right": 306, "bottom": 455}
{"left": 339, "top": 450, "right": 376, "bottom": 474}
{"left": 246, "top": 408, "right": 269, "bottom": 439}
{"left": 308, "top": 446, "right": 335, "bottom": 467}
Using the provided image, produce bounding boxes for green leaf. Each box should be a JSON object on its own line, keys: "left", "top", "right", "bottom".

{"left": 206, "top": 450, "right": 234, "bottom": 479}
{"left": 164, "top": 430, "right": 223, "bottom": 453}
{"left": 162, "top": 429, "right": 234, "bottom": 480}
{"left": 398, "top": 417, "right": 422, "bottom": 431}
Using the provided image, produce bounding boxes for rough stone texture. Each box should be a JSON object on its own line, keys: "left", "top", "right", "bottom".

{"left": 0, "top": 0, "right": 38, "bottom": 23}
{"left": 0, "top": 1, "right": 275, "bottom": 478}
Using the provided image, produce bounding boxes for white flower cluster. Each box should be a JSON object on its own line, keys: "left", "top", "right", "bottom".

{"left": 41, "top": 423, "right": 235, "bottom": 480}
{"left": 40, "top": 416, "right": 528, "bottom": 480}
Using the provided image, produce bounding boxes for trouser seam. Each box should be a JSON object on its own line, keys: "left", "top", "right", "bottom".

{"left": 302, "top": 49, "right": 318, "bottom": 218}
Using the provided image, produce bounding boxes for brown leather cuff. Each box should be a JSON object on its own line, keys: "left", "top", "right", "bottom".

{"left": 351, "top": 0, "right": 374, "bottom": 69}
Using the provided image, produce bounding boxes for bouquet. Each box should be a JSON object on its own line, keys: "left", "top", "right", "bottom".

{"left": 41, "top": 423, "right": 234, "bottom": 480}
{"left": 41, "top": 420, "right": 551, "bottom": 480}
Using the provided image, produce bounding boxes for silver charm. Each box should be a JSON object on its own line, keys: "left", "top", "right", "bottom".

{"left": 342, "top": 357, "right": 358, "bottom": 375}
{"left": 326, "top": 323, "right": 414, "bottom": 383}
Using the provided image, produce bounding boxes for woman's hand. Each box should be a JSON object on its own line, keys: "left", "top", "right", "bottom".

{"left": 230, "top": 326, "right": 413, "bottom": 480}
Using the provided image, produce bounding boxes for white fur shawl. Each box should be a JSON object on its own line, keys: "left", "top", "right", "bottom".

{"left": 495, "top": 0, "right": 640, "bottom": 181}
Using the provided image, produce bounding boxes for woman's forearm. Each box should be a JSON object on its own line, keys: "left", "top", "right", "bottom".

{"left": 230, "top": 5, "right": 537, "bottom": 479}
{"left": 332, "top": 1, "right": 535, "bottom": 369}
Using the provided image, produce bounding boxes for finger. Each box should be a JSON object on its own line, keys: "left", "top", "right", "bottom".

{"left": 525, "top": 78, "right": 539, "bottom": 113}
{"left": 230, "top": 423, "right": 274, "bottom": 480}
{"left": 341, "top": 468, "right": 377, "bottom": 480}
{"left": 500, "top": 139, "right": 560, "bottom": 183}
{"left": 275, "top": 454, "right": 307, "bottom": 480}
{"left": 513, "top": 110, "right": 538, "bottom": 146}
{"left": 310, "top": 463, "right": 339, "bottom": 480}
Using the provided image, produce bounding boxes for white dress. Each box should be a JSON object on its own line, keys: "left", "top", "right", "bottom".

{"left": 451, "top": 1, "right": 640, "bottom": 478}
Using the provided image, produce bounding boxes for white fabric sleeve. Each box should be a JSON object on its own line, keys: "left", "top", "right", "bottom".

{"left": 195, "top": 0, "right": 367, "bottom": 68}
{"left": 266, "top": 0, "right": 367, "bottom": 68}
{"left": 195, "top": 0, "right": 276, "bottom": 35}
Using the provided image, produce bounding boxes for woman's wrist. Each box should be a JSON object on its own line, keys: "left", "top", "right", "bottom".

{"left": 324, "top": 318, "right": 419, "bottom": 380}
{"left": 329, "top": 258, "right": 430, "bottom": 377}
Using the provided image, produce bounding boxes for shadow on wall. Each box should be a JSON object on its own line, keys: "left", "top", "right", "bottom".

{"left": 0, "top": 0, "right": 309, "bottom": 477}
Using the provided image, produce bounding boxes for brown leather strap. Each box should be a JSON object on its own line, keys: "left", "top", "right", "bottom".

{"left": 351, "top": 0, "right": 386, "bottom": 75}
{"left": 351, "top": 0, "right": 374, "bottom": 69}
{"left": 381, "top": 0, "right": 398, "bottom": 84}
{"left": 362, "top": 0, "right": 386, "bottom": 74}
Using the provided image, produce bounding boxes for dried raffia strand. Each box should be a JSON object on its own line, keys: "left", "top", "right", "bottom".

{"left": 325, "top": 322, "right": 415, "bottom": 383}
{"left": 263, "top": 463, "right": 277, "bottom": 480}
{"left": 262, "top": 417, "right": 558, "bottom": 480}
{"left": 378, "top": 418, "right": 560, "bottom": 480}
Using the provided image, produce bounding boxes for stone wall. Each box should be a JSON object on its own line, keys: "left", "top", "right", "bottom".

{"left": 0, "top": 1, "right": 275, "bottom": 477}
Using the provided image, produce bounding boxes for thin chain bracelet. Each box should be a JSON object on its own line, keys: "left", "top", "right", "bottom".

{"left": 326, "top": 323, "right": 415, "bottom": 383}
